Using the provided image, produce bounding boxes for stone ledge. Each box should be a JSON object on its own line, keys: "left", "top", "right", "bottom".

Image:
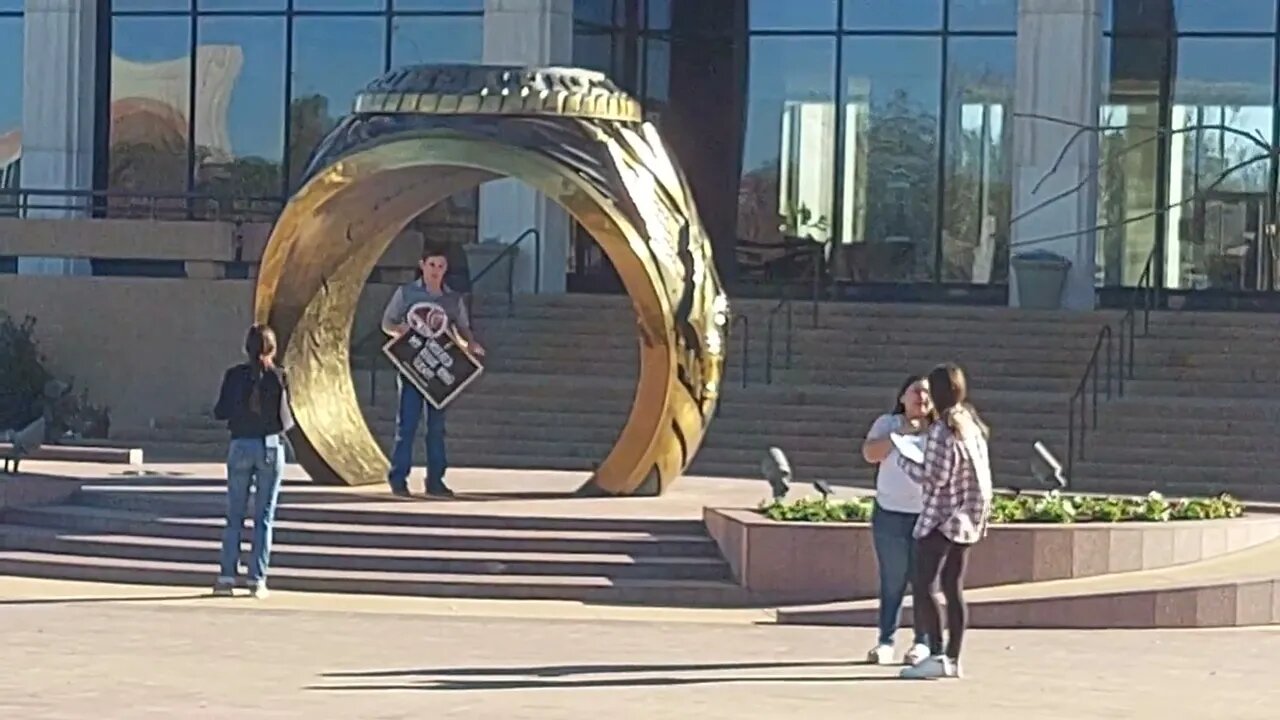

{"left": 704, "top": 507, "right": 1280, "bottom": 605}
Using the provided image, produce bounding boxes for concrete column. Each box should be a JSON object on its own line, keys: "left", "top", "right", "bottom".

{"left": 1010, "top": 0, "right": 1103, "bottom": 310}
{"left": 478, "top": 0, "right": 573, "bottom": 294}
{"left": 19, "top": 0, "right": 97, "bottom": 274}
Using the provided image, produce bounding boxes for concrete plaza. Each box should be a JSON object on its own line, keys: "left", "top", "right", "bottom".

{"left": 0, "top": 577, "right": 1274, "bottom": 719}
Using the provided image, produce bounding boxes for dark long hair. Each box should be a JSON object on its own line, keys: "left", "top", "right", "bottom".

{"left": 926, "top": 362, "right": 989, "bottom": 438}
{"left": 244, "top": 324, "right": 278, "bottom": 413}
{"left": 891, "top": 374, "right": 923, "bottom": 415}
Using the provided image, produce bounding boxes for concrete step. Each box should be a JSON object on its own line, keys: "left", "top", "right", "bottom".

{"left": 0, "top": 444, "right": 142, "bottom": 465}
{"left": 0, "top": 550, "right": 751, "bottom": 606}
{"left": 1, "top": 505, "right": 719, "bottom": 557}
{"left": 0, "top": 525, "right": 731, "bottom": 581}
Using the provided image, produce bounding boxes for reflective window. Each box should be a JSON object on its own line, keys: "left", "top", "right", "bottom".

{"left": 737, "top": 36, "right": 837, "bottom": 282}
{"left": 837, "top": 36, "right": 942, "bottom": 283}
{"left": 1166, "top": 38, "right": 1275, "bottom": 291}
{"left": 289, "top": 17, "right": 385, "bottom": 189}
{"left": 1096, "top": 36, "right": 1164, "bottom": 288}
{"left": 749, "top": 0, "right": 838, "bottom": 31}
{"left": 111, "top": 1, "right": 191, "bottom": 10}
{"left": 390, "top": 16, "right": 484, "bottom": 65}
{"left": 108, "top": 16, "right": 193, "bottom": 195}
{"left": 843, "top": 0, "right": 942, "bottom": 31}
{"left": 942, "top": 37, "right": 1015, "bottom": 285}
{"left": 197, "top": 0, "right": 286, "bottom": 10}
{"left": 392, "top": 0, "right": 484, "bottom": 10}
{"left": 192, "top": 17, "right": 287, "bottom": 200}
{"left": 294, "top": 0, "right": 386, "bottom": 8}
{"left": 948, "top": 0, "right": 1017, "bottom": 31}
{"left": 1172, "top": 0, "right": 1277, "bottom": 33}
{"left": 0, "top": 15, "right": 20, "bottom": 190}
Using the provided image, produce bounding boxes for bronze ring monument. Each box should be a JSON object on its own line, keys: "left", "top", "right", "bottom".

{"left": 254, "top": 65, "right": 729, "bottom": 496}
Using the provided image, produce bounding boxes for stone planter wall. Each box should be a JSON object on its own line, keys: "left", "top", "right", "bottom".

{"left": 704, "top": 507, "right": 1280, "bottom": 604}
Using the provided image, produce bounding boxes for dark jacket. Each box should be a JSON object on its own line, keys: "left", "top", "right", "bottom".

{"left": 213, "top": 363, "right": 293, "bottom": 439}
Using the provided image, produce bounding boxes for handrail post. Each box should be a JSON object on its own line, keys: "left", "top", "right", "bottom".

{"left": 507, "top": 243, "right": 517, "bottom": 318}
{"left": 765, "top": 315, "right": 775, "bottom": 384}
{"left": 811, "top": 243, "right": 821, "bottom": 329}
{"left": 785, "top": 295, "right": 794, "bottom": 369}
{"left": 1067, "top": 401, "right": 1076, "bottom": 478}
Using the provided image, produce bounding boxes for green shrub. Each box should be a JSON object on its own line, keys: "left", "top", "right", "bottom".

{"left": 759, "top": 490, "right": 1245, "bottom": 525}
{"left": 0, "top": 312, "right": 110, "bottom": 440}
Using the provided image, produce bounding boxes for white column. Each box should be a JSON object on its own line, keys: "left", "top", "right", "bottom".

{"left": 19, "top": 0, "right": 96, "bottom": 275}
{"left": 478, "top": 0, "right": 573, "bottom": 294}
{"left": 1010, "top": 0, "right": 1103, "bottom": 310}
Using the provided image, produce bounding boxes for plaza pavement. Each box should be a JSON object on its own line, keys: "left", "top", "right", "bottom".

{"left": 0, "top": 576, "right": 1274, "bottom": 719}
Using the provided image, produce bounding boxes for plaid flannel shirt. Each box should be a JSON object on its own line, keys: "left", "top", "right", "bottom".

{"left": 898, "top": 411, "right": 994, "bottom": 544}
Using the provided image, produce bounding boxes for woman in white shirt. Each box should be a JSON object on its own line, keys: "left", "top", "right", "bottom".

{"left": 860, "top": 374, "right": 935, "bottom": 666}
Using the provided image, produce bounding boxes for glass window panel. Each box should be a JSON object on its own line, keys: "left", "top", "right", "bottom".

{"left": 837, "top": 36, "right": 942, "bottom": 283}
{"left": 196, "top": 0, "right": 286, "bottom": 10}
{"left": 391, "top": 16, "right": 483, "bottom": 65}
{"left": 0, "top": 16, "right": 21, "bottom": 192}
{"left": 1167, "top": 38, "right": 1275, "bottom": 291}
{"left": 749, "top": 0, "right": 838, "bottom": 31}
{"left": 574, "top": 0, "right": 616, "bottom": 27}
{"left": 192, "top": 17, "right": 286, "bottom": 200}
{"left": 1172, "top": 0, "right": 1276, "bottom": 33}
{"left": 647, "top": 0, "right": 672, "bottom": 30}
{"left": 573, "top": 28, "right": 617, "bottom": 76}
{"left": 0, "top": 2, "right": 24, "bottom": 11}
{"left": 294, "top": 0, "right": 386, "bottom": 8}
{"left": 108, "top": 16, "right": 193, "bottom": 196}
{"left": 391, "top": 15, "right": 482, "bottom": 242}
{"left": 948, "top": 0, "right": 1017, "bottom": 31}
{"left": 111, "top": 1, "right": 191, "bottom": 10}
{"left": 289, "top": 17, "right": 385, "bottom": 190}
{"left": 738, "top": 36, "right": 837, "bottom": 283}
{"left": 1096, "top": 35, "right": 1163, "bottom": 289}
{"left": 942, "top": 37, "right": 1015, "bottom": 285}
{"left": 843, "top": 0, "right": 941, "bottom": 31}
{"left": 392, "top": 0, "right": 484, "bottom": 10}
{"left": 644, "top": 37, "right": 671, "bottom": 107}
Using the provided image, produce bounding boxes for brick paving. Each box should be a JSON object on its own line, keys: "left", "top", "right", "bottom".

{"left": 0, "top": 592, "right": 1274, "bottom": 719}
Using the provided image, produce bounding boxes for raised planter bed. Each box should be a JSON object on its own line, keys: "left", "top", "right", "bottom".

{"left": 704, "top": 494, "right": 1280, "bottom": 605}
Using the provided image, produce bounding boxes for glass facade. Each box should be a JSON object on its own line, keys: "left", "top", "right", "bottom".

{"left": 0, "top": 4, "right": 21, "bottom": 191}
{"left": 106, "top": 0, "right": 482, "bottom": 236}
{"left": 2, "top": 1, "right": 1280, "bottom": 295}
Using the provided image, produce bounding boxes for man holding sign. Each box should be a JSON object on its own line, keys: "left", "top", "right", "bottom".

{"left": 380, "top": 246, "right": 486, "bottom": 497}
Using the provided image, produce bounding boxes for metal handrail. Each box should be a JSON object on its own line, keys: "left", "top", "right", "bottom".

{"left": 470, "top": 227, "right": 542, "bottom": 318}
{"left": 761, "top": 243, "right": 823, "bottom": 385}
{"left": 729, "top": 314, "right": 749, "bottom": 389}
{"left": 0, "top": 187, "right": 283, "bottom": 222}
{"left": 763, "top": 287, "right": 794, "bottom": 385}
{"left": 1065, "top": 247, "right": 1159, "bottom": 477}
{"left": 1067, "top": 324, "right": 1113, "bottom": 478}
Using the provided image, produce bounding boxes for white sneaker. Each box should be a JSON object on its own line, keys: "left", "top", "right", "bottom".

{"left": 904, "top": 643, "right": 932, "bottom": 666}
{"left": 866, "top": 644, "right": 896, "bottom": 665}
{"left": 899, "top": 655, "right": 958, "bottom": 680}
{"left": 249, "top": 582, "right": 269, "bottom": 600}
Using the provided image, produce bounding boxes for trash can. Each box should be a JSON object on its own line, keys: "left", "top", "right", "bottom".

{"left": 1012, "top": 249, "right": 1072, "bottom": 310}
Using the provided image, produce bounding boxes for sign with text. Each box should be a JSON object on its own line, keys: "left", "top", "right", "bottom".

{"left": 382, "top": 326, "right": 484, "bottom": 410}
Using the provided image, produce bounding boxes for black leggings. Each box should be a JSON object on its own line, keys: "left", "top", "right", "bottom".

{"left": 912, "top": 530, "right": 972, "bottom": 660}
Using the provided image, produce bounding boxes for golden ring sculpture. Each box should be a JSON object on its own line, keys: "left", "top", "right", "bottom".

{"left": 254, "top": 65, "right": 729, "bottom": 496}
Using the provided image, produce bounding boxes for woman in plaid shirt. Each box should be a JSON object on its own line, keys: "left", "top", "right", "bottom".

{"left": 897, "top": 363, "right": 993, "bottom": 680}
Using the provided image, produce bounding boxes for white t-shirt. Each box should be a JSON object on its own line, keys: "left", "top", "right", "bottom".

{"left": 866, "top": 413, "right": 926, "bottom": 514}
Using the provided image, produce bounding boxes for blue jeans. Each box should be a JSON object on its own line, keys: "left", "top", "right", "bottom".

{"left": 219, "top": 436, "right": 285, "bottom": 583}
{"left": 387, "top": 377, "right": 448, "bottom": 492}
{"left": 871, "top": 503, "right": 928, "bottom": 646}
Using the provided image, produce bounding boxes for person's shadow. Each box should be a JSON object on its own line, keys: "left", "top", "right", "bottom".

{"left": 310, "top": 659, "right": 901, "bottom": 692}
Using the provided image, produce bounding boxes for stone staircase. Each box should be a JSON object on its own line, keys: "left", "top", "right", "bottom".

{"left": 107, "top": 293, "right": 1280, "bottom": 500}
{"left": 0, "top": 478, "right": 749, "bottom": 605}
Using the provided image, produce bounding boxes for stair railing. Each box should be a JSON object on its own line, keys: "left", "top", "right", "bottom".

{"left": 1066, "top": 248, "right": 1159, "bottom": 478}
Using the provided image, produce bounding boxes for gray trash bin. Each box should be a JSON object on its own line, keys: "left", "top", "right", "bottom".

{"left": 1012, "top": 249, "right": 1072, "bottom": 310}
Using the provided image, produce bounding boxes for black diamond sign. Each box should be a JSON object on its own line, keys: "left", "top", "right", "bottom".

{"left": 382, "top": 327, "right": 484, "bottom": 410}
